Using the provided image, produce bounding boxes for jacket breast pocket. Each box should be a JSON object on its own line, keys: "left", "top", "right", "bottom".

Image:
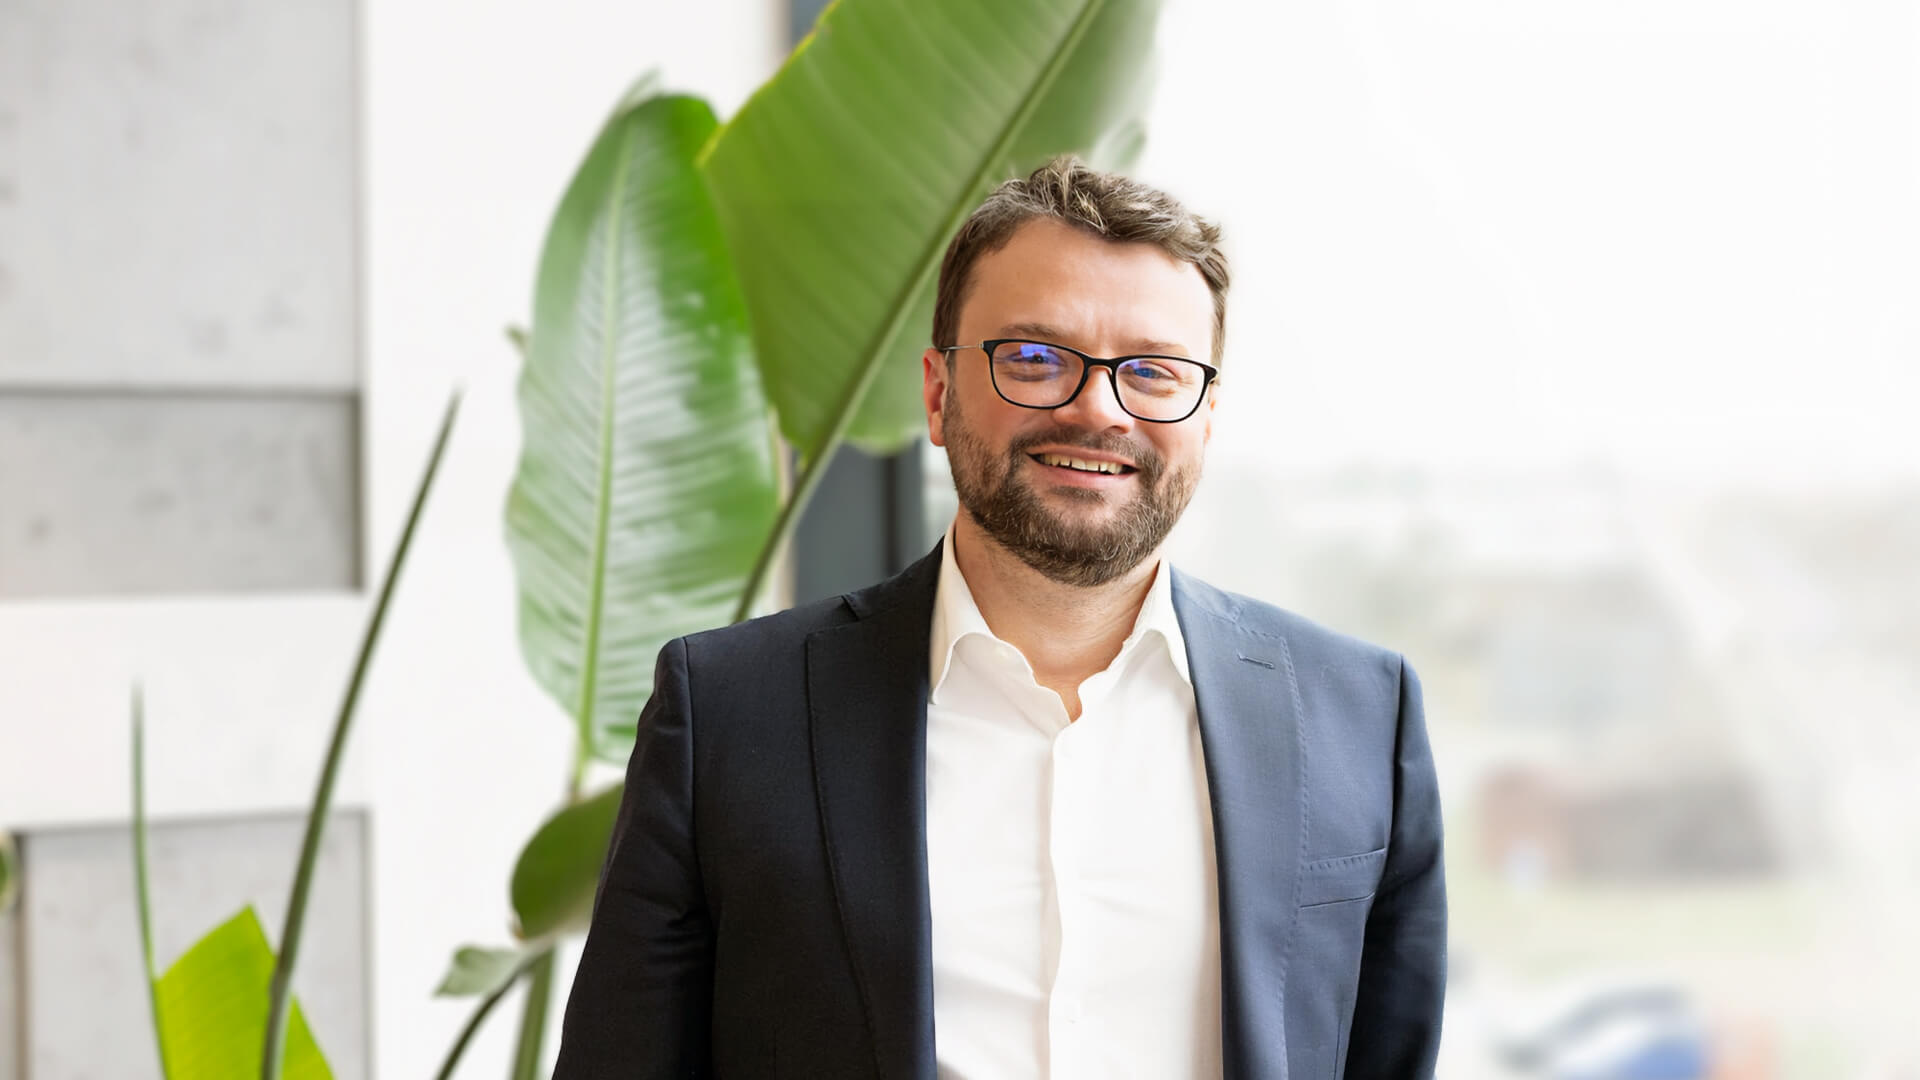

{"left": 1298, "top": 846, "right": 1387, "bottom": 908}
{"left": 1291, "top": 846, "right": 1388, "bottom": 1079}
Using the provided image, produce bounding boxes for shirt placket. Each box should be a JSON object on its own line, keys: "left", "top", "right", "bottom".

{"left": 1046, "top": 710, "right": 1083, "bottom": 1077}
{"left": 1043, "top": 661, "right": 1126, "bottom": 1078}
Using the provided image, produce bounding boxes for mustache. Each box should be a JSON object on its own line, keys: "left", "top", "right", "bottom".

{"left": 1005, "top": 426, "right": 1163, "bottom": 478}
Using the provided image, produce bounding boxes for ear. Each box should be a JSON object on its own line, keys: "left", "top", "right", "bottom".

{"left": 1202, "top": 381, "right": 1218, "bottom": 445}
{"left": 922, "top": 347, "right": 950, "bottom": 447}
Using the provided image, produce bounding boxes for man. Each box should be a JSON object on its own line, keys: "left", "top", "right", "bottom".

{"left": 555, "top": 158, "right": 1446, "bottom": 1079}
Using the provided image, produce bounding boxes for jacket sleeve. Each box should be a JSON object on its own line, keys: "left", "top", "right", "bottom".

{"left": 1343, "top": 655, "right": 1448, "bottom": 1079}
{"left": 554, "top": 636, "right": 713, "bottom": 1078}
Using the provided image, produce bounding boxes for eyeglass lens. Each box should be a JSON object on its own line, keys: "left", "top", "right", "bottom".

{"left": 989, "top": 340, "right": 1206, "bottom": 421}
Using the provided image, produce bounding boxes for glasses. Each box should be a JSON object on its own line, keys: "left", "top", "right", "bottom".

{"left": 940, "top": 339, "right": 1219, "bottom": 423}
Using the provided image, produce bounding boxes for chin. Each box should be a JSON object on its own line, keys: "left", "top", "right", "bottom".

{"left": 1034, "top": 492, "right": 1132, "bottom": 530}
{"left": 1040, "top": 485, "right": 1115, "bottom": 505}
{"left": 1040, "top": 504, "right": 1130, "bottom": 540}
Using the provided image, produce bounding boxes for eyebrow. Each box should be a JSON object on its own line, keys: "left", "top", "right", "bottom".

{"left": 994, "top": 322, "right": 1193, "bottom": 357}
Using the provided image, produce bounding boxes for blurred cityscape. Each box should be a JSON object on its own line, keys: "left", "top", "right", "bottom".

{"left": 1174, "top": 461, "right": 1920, "bottom": 1079}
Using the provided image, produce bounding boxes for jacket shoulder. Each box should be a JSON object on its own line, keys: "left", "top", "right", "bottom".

{"left": 1173, "top": 570, "right": 1414, "bottom": 765}
{"left": 1172, "top": 568, "right": 1406, "bottom": 675}
{"left": 676, "top": 591, "right": 854, "bottom": 662}
{"left": 676, "top": 542, "right": 942, "bottom": 662}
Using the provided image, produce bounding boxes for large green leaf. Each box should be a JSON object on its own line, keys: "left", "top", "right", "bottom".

{"left": 700, "top": 0, "right": 1165, "bottom": 459}
{"left": 155, "top": 907, "right": 332, "bottom": 1080}
{"left": 509, "top": 783, "right": 623, "bottom": 941}
{"left": 507, "top": 83, "right": 778, "bottom": 763}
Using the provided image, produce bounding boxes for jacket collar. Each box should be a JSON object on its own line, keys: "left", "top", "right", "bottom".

{"left": 926, "top": 524, "right": 1191, "bottom": 704}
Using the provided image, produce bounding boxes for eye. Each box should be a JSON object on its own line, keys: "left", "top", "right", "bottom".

{"left": 992, "top": 342, "right": 1074, "bottom": 381}
{"left": 1119, "top": 358, "right": 1190, "bottom": 395}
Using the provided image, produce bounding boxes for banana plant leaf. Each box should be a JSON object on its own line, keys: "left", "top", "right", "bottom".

{"left": 700, "top": 0, "right": 1165, "bottom": 460}
{"left": 435, "top": 945, "right": 537, "bottom": 998}
{"left": 155, "top": 907, "right": 333, "bottom": 1080}
{"left": 509, "top": 783, "right": 623, "bottom": 941}
{"left": 506, "top": 80, "right": 778, "bottom": 764}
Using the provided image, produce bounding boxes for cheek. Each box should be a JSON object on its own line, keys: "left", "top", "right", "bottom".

{"left": 961, "top": 395, "right": 1032, "bottom": 445}
{"left": 1158, "top": 426, "right": 1206, "bottom": 457}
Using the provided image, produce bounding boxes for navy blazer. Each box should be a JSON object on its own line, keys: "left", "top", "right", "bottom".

{"left": 554, "top": 542, "right": 1446, "bottom": 1079}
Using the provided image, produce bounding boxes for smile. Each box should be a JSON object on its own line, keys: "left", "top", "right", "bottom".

{"left": 1029, "top": 452, "right": 1136, "bottom": 476}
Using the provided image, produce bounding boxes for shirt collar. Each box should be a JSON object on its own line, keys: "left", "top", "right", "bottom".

{"left": 928, "top": 521, "right": 1191, "bottom": 704}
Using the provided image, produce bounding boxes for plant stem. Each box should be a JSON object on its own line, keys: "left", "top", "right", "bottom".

{"left": 508, "top": 949, "right": 556, "bottom": 1080}
{"left": 432, "top": 949, "right": 547, "bottom": 1080}
{"left": 567, "top": 736, "right": 589, "bottom": 804}
{"left": 131, "top": 683, "right": 170, "bottom": 1078}
{"left": 729, "top": 241, "right": 938, "bottom": 623}
{"left": 521, "top": 564, "right": 596, "bottom": 1077}
{"left": 730, "top": 439, "right": 838, "bottom": 624}
{"left": 261, "top": 391, "right": 462, "bottom": 1080}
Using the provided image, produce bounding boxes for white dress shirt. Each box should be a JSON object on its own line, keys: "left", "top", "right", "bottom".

{"left": 925, "top": 525, "right": 1224, "bottom": 1079}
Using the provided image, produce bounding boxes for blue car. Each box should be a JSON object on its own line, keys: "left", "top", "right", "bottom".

{"left": 1497, "top": 983, "right": 1712, "bottom": 1080}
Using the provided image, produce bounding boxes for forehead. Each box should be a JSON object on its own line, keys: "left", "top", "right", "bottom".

{"left": 959, "top": 218, "right": 1214, "bottom": 355}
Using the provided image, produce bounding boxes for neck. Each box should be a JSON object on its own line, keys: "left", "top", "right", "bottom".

{"left": 949, "top": 512, "right": 1161, "bottom": 690}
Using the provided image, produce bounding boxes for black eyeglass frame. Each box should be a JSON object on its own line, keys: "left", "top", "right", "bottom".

{"left": 939, "top": 339, "right": 1221, "bottom": 424}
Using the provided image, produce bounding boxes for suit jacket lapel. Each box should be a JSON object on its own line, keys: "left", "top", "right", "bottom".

{"left": 1174, "top": 568, "right": 1306, "bottom": 1080}
{"left": 806, "top": 546, "right": 943, "bottom": 1080}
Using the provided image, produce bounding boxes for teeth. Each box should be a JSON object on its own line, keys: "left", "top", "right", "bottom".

{"left": 1037, "top": 453, "right": 1126, "bottom": 474}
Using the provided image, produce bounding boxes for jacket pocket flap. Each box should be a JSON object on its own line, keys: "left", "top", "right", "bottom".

{"left": 1298, "top": 846, "right": 1387, "bottom": 907}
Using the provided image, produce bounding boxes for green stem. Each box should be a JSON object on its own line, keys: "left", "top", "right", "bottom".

{"left": 730, "top": 439, "right": 837, "bottom": 624}
{"left": 432, "top": 949, "right": 547, "bottom": 1080}
{"left": 131, "top": 683, "right": 170, "bottom": 1078}
{"left": 508, "top": 949, "right": 556, "bottom": 1080}
{"left": 262, "top": 391, "right": 463, "bottom": 1080}
{"left": 0, "top": 832, "right": 16, "bottom": 915}
{"left": 567, "top": 736, "right": 589, "bottom": 804}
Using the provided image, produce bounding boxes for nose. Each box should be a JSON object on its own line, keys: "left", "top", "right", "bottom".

{"left": 1053, "top": 365, "right": 1134, "bottom": 431}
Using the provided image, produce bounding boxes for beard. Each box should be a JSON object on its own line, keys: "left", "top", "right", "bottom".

{"left": 941, "top": 386, "right": 1201, "bottom": 588}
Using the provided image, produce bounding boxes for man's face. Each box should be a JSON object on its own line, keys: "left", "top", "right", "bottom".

{"left": 923, "top": 217, "right": 1218, "bottom": 588}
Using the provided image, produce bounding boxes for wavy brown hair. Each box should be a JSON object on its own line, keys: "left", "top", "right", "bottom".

{"left": 931, "top": 156, "right": 1230, "bottom": 364}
